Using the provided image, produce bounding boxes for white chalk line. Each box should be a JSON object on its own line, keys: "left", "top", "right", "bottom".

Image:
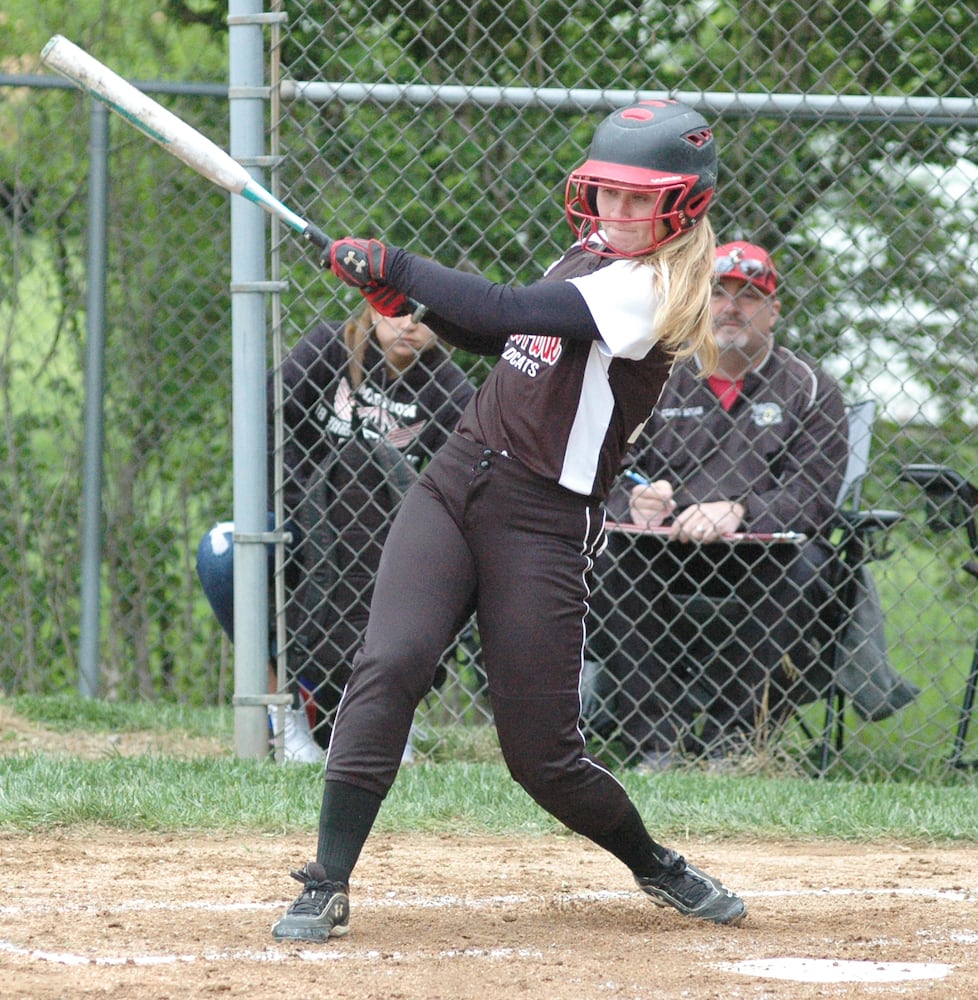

{"left": 0, "top": 939, "right": 543, "bottom": 966}
{"left": 1, "top": 882, "right": 975, "bottom": 919}
{"left": 1, "top": 884, "right": 975, "bottom": 978}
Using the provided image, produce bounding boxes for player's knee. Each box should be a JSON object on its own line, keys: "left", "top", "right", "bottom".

{"left": 355, "top": 637, "right": 442, "bottom": 702}
{"left": 500, "top": 737, "right": 568, "bottom": 797}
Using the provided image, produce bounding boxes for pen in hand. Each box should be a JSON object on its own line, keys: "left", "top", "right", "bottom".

{"left": 622, "top": 469, "right": 804, "bottom": 542}
{"left": 623, "top": 469, "right": 677, "bottom": 530}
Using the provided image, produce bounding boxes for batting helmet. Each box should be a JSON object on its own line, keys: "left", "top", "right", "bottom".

{"left": 565, "top": 100, "right": 717, "bottom": 257}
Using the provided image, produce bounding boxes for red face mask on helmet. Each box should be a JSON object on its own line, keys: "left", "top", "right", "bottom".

{"left": 565, "top": 100, "right": 717, "bottom": 258}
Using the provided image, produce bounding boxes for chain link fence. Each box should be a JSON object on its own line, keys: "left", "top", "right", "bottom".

{"left": 4, "top": 2, "right": 978, "bottom": 779}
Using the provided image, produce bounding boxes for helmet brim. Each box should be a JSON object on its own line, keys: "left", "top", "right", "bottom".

{"left": 568, "top": 158, "right": 696, "bottom": 190}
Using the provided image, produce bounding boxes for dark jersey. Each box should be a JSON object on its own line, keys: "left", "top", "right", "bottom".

{"left": 271, "top": 322, "right": 475, "bottom": 690}
{"left": 274, "top": 321, "right": 474, "bottom": 517}
{"left": 386, "top": 244, "right": 675, "bottom": 500}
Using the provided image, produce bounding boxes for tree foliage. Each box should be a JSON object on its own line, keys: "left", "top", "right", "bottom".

{"left": 232, "top": 1, "right": 978, "bottom": 411}
{"left": 2, "top": 0, "right": 977, "bottom": 701}
{"left": 1, "top": 1, "right": 231, "bottom": 699}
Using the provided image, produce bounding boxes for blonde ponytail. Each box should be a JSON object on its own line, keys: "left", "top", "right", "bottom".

{"left": 342, "top": 304, "right": 375, "bottom": 390}
{"left": 643, "top": 219, "right": 718, "bottom": 375}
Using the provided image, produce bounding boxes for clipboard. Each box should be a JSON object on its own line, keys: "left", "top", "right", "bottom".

{"left": 605, "top": 521, "right": 807, "bottom": 544}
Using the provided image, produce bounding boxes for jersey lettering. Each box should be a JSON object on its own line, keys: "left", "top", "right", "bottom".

{"left": 317, "top": 376, "right": 421, "bottom": 444}
{"left": 357, "top": 384, "right": 420, "bottom": 419}
{"left": 509, "top": 334, "right": 563, "bottom": 365}
{"left": 659, "top": 405, "right": 705, "bottom": 419}
{"left": 501, "top": 343, "right": 541, "bottom": 377}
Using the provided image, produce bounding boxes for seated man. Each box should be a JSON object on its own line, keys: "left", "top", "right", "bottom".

{"left": 590, "top": 241, "right": 848, "bottom": 767}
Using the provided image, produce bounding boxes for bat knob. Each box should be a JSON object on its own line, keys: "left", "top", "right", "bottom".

{"left": 304, "top": 224, "right": 331, "bottom": 254}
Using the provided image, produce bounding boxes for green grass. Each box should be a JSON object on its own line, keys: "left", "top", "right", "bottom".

{"left": 6, "top": 692, "right": 232, "bottom": 738}
{"left": 1, "top": 695, "right": 976, "bottom": 843}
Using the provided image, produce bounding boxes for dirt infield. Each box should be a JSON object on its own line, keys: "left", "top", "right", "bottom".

{"left": 2, "top": 829, "right": 977, "bottom": 999}
{"left": 2, "top": 706, "right": 976, "bottom": 997}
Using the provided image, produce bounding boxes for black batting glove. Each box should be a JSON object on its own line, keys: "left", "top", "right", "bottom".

{"left": 328, "top": 237, "right": 388, "bottom": 288}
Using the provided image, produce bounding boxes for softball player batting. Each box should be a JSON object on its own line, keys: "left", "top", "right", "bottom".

{"left": 273, "top": 100, "right": 747, "bottom": 941}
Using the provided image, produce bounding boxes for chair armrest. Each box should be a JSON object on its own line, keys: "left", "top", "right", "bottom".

{"left": 836, "top": 508, "right": 902, "bottom": 563}
{"left": 840, "top": 509, "right": 903, "bottom": 533}
{"left": 901, "top": 463, "right": 978, "bottom": 532}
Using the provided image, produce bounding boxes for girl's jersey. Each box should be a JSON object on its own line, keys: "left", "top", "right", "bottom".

{"left": 274, "top": 321, "right": 474, "bottom": 517}
{"left": 454, "top": 245, "right": 673, "bottom": 500}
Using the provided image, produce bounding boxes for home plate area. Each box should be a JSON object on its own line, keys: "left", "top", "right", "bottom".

{"left": 2, "top": 832, "right": 976, "bottom": 998}
{"left": 724, "top": 957, "right": 953, "bottom": 984}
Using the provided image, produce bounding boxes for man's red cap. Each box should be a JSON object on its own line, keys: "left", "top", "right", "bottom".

{"left": 715, "top": 241, "right": 777, "bottom": 296}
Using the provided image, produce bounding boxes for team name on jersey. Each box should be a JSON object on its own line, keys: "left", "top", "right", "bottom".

{"left": 325, "top": 412, "right": 352, "bottom": 437}
{"left": 356, "top": 384, "right": 420, "bottom": 419}
{"left": 317, "top": 377, "right": 420, "bottom": 440}
{"left": 501, "top": 334, "right": 563, "bottom": 378}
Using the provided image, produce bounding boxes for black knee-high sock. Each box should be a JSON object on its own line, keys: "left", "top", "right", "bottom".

{"left": 315, "top": 779, "right": 384, "bottom": 884}
{"left": 588, "top": 801, "right": 672, "bottom": 875}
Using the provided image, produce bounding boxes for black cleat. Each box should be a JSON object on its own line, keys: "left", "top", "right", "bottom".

{"left": 272, "top": 862, "right": 350, "bottom": 942}
{"left": 635, "top": 850, "right": 746, "bottom": 925}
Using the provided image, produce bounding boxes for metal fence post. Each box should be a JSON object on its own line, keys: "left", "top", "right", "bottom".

{"left": 229, "top": 0, "right": 273, "bottom": 758}
{"left": 78, "top": 99, "right": 109, "bottom": 700}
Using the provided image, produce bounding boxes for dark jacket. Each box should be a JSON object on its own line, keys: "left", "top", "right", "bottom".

{"left": 274, "top": 321, "right": 474, "bottom": 523}
{"left": 271, "top": 321, "right": 475, "bottom": 689}
{"left": 608, "top": 346, "right": 847, "bottom": 537}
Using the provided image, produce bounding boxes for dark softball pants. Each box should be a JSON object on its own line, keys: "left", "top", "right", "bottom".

{"left": 325, "top": 433, "right": 637, "bottom": 843}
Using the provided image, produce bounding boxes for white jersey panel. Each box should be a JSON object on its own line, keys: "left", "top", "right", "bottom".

{"left": 558, "top": 342, "right": 615, "bottom": 494}
{"left": 567, "top": 260, "right": 660, "bottom": 359}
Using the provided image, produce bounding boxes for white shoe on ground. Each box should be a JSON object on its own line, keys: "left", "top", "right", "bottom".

{"left": 269, "top": 706, "right": 325, "bottom": 763}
